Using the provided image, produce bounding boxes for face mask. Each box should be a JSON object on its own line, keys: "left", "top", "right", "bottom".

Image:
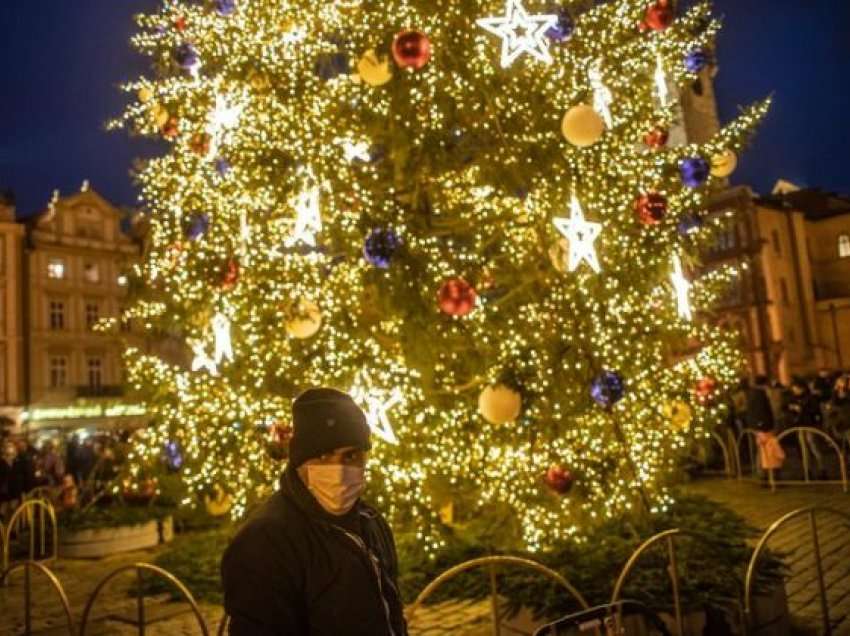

{"left": 305, "top": 464, "right": 365, "bottom": 516}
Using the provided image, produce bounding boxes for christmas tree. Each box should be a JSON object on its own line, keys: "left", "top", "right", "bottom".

{"left": 115, "top": 0, "right": 768, "bottom": 551}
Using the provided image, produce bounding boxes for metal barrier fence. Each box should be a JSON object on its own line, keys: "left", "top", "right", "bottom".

{"left": 745, "top": 506, "right": 850, "bottom": 636}
{"left": 0, "top": 560, "right": 74, "bottom": 636}
{"left": 79, "top": 562, "right": 210, "bottom": 636}
{"left": 1, "top": 498, "right": 58, "bottom": 575}
{"left": 737, "top": 427, "right": 849, "bottom": 492}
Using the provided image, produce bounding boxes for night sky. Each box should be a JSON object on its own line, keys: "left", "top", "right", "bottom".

{"left": 1, "top": 1, "right": 849, "bottom": 216}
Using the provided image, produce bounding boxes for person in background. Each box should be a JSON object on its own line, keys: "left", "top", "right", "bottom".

{"left": 57, "top": 474, "right": 78, "bottom": 511}
{"left": 222, "top": 388, "right": 407, "bottom": 636}
{"left": 830, "top": 373, "right": 850, "bottom": 447}
{"left": 40, "top": 441, "right": 65, "bottom": 487}
{"left": 787, "top": 378, "right": 826, "bottom": 477}
{"left": 0, "top": 440, "right": 16, "bottom": 519}
{"left": 746, "top": 376, "right": 775, "bottom": 433}
{"left": 10, "top": 439, "right": 37, "bottom": 502}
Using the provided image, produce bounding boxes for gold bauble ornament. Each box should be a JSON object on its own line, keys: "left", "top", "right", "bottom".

{"left": 664, "top": 400, "right": 694, "bottom": 431}
{"left": 478, "top": 384, "right": 522, "bottom": 425}
{"left": 285, "top": 300, "right": 322, "bottom": 339}
{"left": 561, "top": 104, "right": 605, "bottom": 147}
{"left": 138, "top": 87, "right": 153, "bottom": 103}
{"left": 204, "top": 486, "right": 232, "bottom": 517}
{"left": 357, "top": 49, "right": 393, "bottom": 87}
{"left": 710, "top": 149, "right": 738, "bottom": 178}
{"left": 151, "top": 104, "right": 169, "bottom": 128}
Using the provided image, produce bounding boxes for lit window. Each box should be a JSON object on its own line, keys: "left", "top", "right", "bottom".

{"left": 117, "top": 274, "right": 128, "bottom": 287}
{"left": 840, "top": 235, "right": 850, "bottom": 259}
{"left": 49, "top": 356, "right": 68, "bottom": 388}
{"left": 83, "top": 262, "right": 100, "bottom": 283}
{"left": 47, "top": 258, "right": 66, "bottom": 280}
{"left": 85, "top": 303, "right": 99, "bottom": 330}
{"left": 87, "top": 357, "right": 102, "bottom": 390}
{"left": 49, "top": 301, "right": 65, "bottom": 330}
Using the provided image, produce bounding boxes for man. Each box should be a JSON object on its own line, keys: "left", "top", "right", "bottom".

{"left": 222, "top": 388, "right": 408, "bottom": 636}
{"left": 746, "top": 376, "right": 775, "bottom": 432}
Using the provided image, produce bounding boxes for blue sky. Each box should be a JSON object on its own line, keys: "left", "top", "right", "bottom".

{"left": 1, "top": 0, "right": 848, "bottom": 215}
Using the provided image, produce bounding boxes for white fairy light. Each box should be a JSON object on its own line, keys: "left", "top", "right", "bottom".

{"left": 336, "top": 138, "right": 371, "bottom": 162}
{"left": 670, "top": 253, "right": 693, "bottom": 321}
{"left": 477, "top": 0, "right": 559, "bottom": 68}
{"left": 588, "top": 60, "right": 614, "bottom": 128}
{"left": 206, "top": 93, "right": 244, "bottom": 157}
{"left": 552, "top": 196, "right": 603, "bottom": 273}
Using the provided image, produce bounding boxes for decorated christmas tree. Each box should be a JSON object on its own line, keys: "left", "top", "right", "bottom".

{"left": 115, "top": 0, "right": 767, "bottom": 550}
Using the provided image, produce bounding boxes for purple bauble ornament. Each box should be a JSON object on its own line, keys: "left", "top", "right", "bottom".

{"left": 215, "top": 0, "right": 237, "bottom": 16}
{"left": 164, "top": 441, "right": 184, "bottom": 472}
{"left": 685, "top": 49, "right": 710, "bottom": 73}
{"left": 186, "top": 214, "right": 210, "bottom": 241}
{"left": 545, "top": 8, "right": 574, "bottom": 42}
{"left": 364, "top": 228, "right": 402, "bottom": 269}
{"left": 215, "top": 158, "right": 232, "bottom": 177}
{"left": 680, "top": 157, "right": 711, "bottom": 188}
{"left": 590, "top": 370, "right": 625, "bottom": 409}
{"left": 174, "top": 43, "right": 200, "bottom": 71}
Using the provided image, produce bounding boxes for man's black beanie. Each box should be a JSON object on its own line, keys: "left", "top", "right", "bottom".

{"left": 289, "top": 388, "right": 371, "bottom": 468}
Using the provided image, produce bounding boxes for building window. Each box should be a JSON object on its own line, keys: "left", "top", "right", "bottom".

{"left": 780, "top": 278, "right": 790, "bottom": 306}
{"left": 771, "top": 230, "right": 781, "bottom": 256}
{"left": 85, "top": 303, "right": 99, "bottom": 330}
{"left": 49, "top": 356, "right": 68, "bottom": 388}
{"left": 83, "top": 262, "right": 100, "bottom": 283}
{"left": 47, "top": 257, "right": 66, "bottom": 280}
{"left": 117, "top": 274, "right": 128, "bottom": 287}
{"left": 840, "top": 234, "right": 850, "bottom": 259}
{"left": 49, "top": 300, "right": 65, "bottom": 330}
{"left": 87, "top": 357, "right": 103, "bottom": 389}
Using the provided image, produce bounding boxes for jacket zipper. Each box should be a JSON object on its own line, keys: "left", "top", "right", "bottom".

{"left": 335, "top": 527, "right": 398, "bottom": 636}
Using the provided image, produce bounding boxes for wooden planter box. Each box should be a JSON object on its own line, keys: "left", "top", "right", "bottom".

{"left": 59, "top": 516, "right": 173, "bottom": 559}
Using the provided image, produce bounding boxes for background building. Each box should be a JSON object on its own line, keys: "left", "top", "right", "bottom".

{"left": 0, "top": 191, "right": 26, "bottom": 427}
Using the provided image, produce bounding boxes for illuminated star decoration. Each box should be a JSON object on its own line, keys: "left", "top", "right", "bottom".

{"left": 654, "top": 54, "right": 671, "bottom": 107}
{"left": 350, "top": 377, "right": 403, "bottom": 445}
{"left": 670, "top": 253, "right": 693, "bottom": 321}
{"left": 212, "top": 313, "right": 234, "bottom": 365}
{"left": 190, "top": 340, "right": 218, "bottom": 376}
{"left": 588, "top": 59, "right": 614, "bottom": 128}
{"left": 286, "top": 183, "right": 323, "bottom": 248}
{"left": 477, "top": 0, "right": 559, "bottom": 68}
{"left": 206, "top": 93, "right": 243, "bottom": 157}
{"left": 336, "top": 138, "right": 371, "bottom": 162}
{"left": 553, "top": 196, "right": 603, "bottom": 273}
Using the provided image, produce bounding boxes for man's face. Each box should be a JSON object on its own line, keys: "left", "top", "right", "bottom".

{"left": 297, "top": 446, "right": 367, "bottom": 486}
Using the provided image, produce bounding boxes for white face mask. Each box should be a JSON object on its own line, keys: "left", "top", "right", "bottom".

{"left": 305, "top": 464, "right": 365, "bottom": 516}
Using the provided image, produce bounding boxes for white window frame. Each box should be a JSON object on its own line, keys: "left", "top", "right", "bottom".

{"left": 839, "top": 234, "right": 850, "bottom": 259}
{"left": 49, "top": 355, "right": 68, "bottom": 388}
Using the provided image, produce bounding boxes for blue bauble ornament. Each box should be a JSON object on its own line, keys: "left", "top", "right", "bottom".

{"left": 685, "top": 49, "right": 710, "bottom": 73}
{"left": 315, "top": 52, "right": 350, "bottom": 81}
{"left": 174, "top": 43, "right": 200, "bottom": 71}
{"left": 215, "top": 158, "right": 232, "bottom": 177}
{"left": 545, "top": 9, "right": 574, "bottom": 42}
{"left": 590, "top": 371, "right": 625, "bottom": 408}
{"left": 680, "top": 157, "right": 711, "bottom": 188}
{"left": 186, "top": 213, "right": 210, "bottom": 241}
{"left": 677, "top": 213, "right": 704, "bottom": 236}
{"left": 364, "top": 228, "right": 402, "bottom": 269}
{"left": 215, "top": 0, "right": 237, "bottom": 16}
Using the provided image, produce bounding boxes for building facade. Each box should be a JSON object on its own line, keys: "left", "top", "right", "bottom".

{"left": 0, "top": 184, "right": 149, "bottom": 436}
{"left": 705, "top": 186, "right": 850, "bottom": 383}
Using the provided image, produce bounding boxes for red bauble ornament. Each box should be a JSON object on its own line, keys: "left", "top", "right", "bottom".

{"left": 437, "top": 278, "right": 477, "bottom": 316}
{"left": 635, "top": 192, "right": 668, "bottom": 225}
{"left": 220, "top": 259, "right": 240, "bottom": 290}
{"left": 175, "top": 16, "right": 187, "bottom": 32}
{"left": 642, "top": 1, "right": 674, "bottom": 32}
{"left": 162, "top": 117, "right": 180, "bottom": 140}
{"left": 544, "top": 465, "right": 575, "bottom": 495}
{"left": 190, "top": 133, "right": 211, "bottom": 156}
{"left": 694, "top": 377, "right": 718, "bottom": 405}
{"left": 644, "top": 127, "right": 669, "bottom": 149}
{"left": 392, "top": 30, "right": 432, "bottom": 70}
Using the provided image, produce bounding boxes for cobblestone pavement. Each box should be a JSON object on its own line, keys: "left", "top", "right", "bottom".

{"left": 3, "top": 479, "right": 850, "bottom": 635}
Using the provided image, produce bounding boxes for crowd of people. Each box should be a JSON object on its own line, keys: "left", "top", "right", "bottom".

{"left": 731, "top": 369, "right": 850, "bottom": 474}
{"left": 0, "top": 432, "right": 125, "bottom": 520}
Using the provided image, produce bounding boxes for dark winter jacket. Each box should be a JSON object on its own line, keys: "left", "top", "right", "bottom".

{"left": 745, "top": 387, "right": 775, "bottom": 432}
{"left": 221, "top": 466, "right": 408, "bottom": 636}
{"left": 786, "top": 391, "right": 822, "bottom": 429}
